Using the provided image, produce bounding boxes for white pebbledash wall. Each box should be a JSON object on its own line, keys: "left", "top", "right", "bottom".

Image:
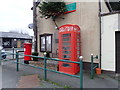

{"left": 101, "top": 14, "right": 119, "bottom": 71}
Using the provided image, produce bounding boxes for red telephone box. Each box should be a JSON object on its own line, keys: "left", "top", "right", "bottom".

{"left": 24, "top": 43, "right": 32, "bottom": 63}
{"left": 58, "top": 24, "right": 81, "bottom": 75}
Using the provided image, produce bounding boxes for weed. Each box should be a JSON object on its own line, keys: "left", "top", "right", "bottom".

{"left": 46, "top": 79, "right": 62, "bottom": 87}
{"left": 64, "top": 85, "right": 71, "bottom": 88}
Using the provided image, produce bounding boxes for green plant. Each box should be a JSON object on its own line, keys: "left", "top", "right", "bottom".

{"left": 32, "top": 52, "right": 39, "bottom": 61}
{"left": 38, "top": 1, "right": 66, "bottom": 30}
{"left": 46, "top": 79, "right": 62, "bottom": 87}
{"left": 38, "top": 1, "right": 66, "bottom": 20}
{"left": 64, "top": 85, "right": 71, "bottom": 88}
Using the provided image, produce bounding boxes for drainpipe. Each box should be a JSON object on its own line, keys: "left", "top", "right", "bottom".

{"left": 33, "top": 0, "right": 38, "bottom": 52}
{"left": 99, "top": 0, "right": 102, "bottom": 68}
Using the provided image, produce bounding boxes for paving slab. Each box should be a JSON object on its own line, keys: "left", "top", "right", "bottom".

{"left": 17, "top": 74, "right": 40, "bottom": 88}
{"left": 2, "top": 61, "right": 63, "bottom": 88}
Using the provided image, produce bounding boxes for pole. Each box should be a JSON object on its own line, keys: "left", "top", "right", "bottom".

{"left": 99, "top": 0, "right": 102, "bottom": 69}
{"left": 44, "top": 56, "right": 47, "bottom": 81}
{"left": 91, "top": 54, "right": 94, "bottom": 79}
{"left": 16, "top": 51, "right": 19, "bottom": 71}
{"left": 33, "top": 0, "right": 38, "bottom": 52}
{"left": 13, "top": 47, "right": 14, "bottom": 59}
{"left": 79, "top": 56, "right": 83, "bottom": 89}
{"left": 0, "top": 50, "right": 1, "bottom": 65}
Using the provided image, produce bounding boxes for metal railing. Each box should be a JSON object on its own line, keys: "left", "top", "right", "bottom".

{"left": 90, "top": 54, "right": 99, "bottom": 79}
{"left": 1, "top": 50, "right": 83, "bottom": 89}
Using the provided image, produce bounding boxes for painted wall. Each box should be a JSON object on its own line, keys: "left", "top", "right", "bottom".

{"left": 79, "top": 2, "right": 100, "bottom": 63}
{"left": 101, "top": 0, "right": 109, "bottom": 14}
{"left": 101, "top": 14, "right": 119, "bottom": 71}
{"left": 36, "top": 1, "right": 108, "bottom": 63}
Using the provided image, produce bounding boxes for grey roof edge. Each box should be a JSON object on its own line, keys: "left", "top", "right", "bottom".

{"left": 0, "top": 32, "right": 32, "bottom": 39}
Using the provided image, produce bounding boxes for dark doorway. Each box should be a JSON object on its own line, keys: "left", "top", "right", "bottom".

{"left": 116, "top": 31, "right": 120, "bottom": 73}
{"left": 2, "top": 38, "right": 12, "bottom": 48}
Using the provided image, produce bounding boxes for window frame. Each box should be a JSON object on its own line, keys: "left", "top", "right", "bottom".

{"left": 40, "top": 34, "right": 52, "bottom": 53}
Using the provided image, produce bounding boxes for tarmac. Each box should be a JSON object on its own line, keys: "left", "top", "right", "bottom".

{"left": 1, "top": 60, "right": 120, "bottom": 89}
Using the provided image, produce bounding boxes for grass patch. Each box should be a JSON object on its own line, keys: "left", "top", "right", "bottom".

{"left": 64, "top": 85, "right": 72, "bottom": 88}
{"left": 46, "top": 79, "right": 62, "bottom": 87}
{"left": 46, "top": 79, "right": 72, "bottom": 88}
{"left": 36, "top": 74, "right": 72, "bottom": 88}
{"left": 39, "top": 83, "right": 45, "bottom": 87}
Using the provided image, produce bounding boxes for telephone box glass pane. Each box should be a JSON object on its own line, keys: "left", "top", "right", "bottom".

{"left": 63, "top": 42, "right": 70, "bottom": 45}
{"left": 41, "top": 37, "right": 45, "bottom": 51}
{"left": 77, "top": 33, "right": 80, "bottom": 37}
{"left": 77, "top": 38, "right": 80, "bottom": 42}
{"left": 63, "top": 55, "right": 70, "bottom": 58}
{"left": 46, "top": 36, "right": 51, "bottom": 51}
{"left": 77, "top": 51, "right": 80, "bottom": 54}
{"left": 77, "top": 42, "right": 80, "bottom": 46}
{"left": 77, "top": 47, "right": 80, "bottom": 50}
{"left": 63, "top": 51, "right": 71, "bottom": 54}
{"left": 62, "top": 47, "right": 70, "bottom": 50}
{"left": 62, "top": 34, "right": 71, "bottom": 37}
{"left": 62, "top": 38, "right": 70, "bottom": 41}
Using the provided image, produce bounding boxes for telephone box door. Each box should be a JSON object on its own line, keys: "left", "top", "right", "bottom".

{"left": 58, "top": 24, "right": 81, "bottom": 75}
{"left": 59, "top": 32, "right": 73, "bottom": 74}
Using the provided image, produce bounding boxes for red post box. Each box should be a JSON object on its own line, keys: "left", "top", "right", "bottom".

{"left": 24, "top": 43, "right": 32, "bottom": 64}
{"left": 58, "top": 24, "right": 81, "bottom": 75}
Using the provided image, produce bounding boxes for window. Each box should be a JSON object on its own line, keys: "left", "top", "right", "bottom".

{"left": 109, "top": 0, "right": 120, "bottom": 11}
{"left": 105, "top": 0, "right": 120, "bottom": 12}
{"left": 40, "top": 34, "right": 52, "bottom": 52}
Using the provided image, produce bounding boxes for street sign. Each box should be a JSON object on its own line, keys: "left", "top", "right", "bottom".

{"left": 65, "top": 3, "right": 76, "bottom": 14}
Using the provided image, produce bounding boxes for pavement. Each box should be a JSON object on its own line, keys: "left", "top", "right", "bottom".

{"left": 17, "top": 74, "right": 40, "bottom": 88}
{"left": 1, "top": 60, "right": 120, "bottom": 89}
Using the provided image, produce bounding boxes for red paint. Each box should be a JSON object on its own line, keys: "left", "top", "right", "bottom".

{"left": 64, "top": 10, "right": 76, "bottom": 14}
{"left": 58, "top": 24, "right": 81, "bottom": 75}
{"left": 24, "top": 43, "right": 32, "bottom": 61}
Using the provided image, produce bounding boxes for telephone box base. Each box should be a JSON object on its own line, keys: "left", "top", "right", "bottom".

{"left": 59, "top": 70, "right": 80, "bottom": 75}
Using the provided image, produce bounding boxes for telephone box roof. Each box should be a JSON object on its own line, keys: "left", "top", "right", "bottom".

{"left": 58, "top": 24, "right": 80, "bottom": 32}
